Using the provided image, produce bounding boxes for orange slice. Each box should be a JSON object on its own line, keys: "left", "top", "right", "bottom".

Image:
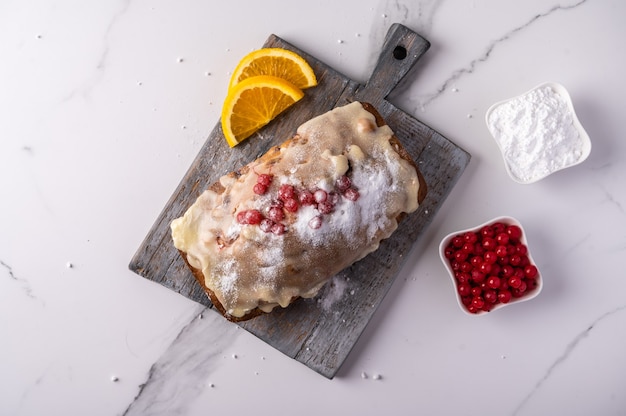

{"left": 229, "top": 48, "right": 317, "bottom": 90}
{"left": 221, "top": 75, "right": 304, "bottom": 147}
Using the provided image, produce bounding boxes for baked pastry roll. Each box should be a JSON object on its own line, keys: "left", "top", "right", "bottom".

{"left": 171, "top": 101, "right": 426, "bottom": 321}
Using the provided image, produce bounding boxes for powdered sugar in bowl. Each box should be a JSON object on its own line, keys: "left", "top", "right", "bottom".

{"left": 485, "top": 82, "right": 591, "bottom": 184}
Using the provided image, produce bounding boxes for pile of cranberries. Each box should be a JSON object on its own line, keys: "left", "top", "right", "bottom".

{"left": 236, "top": 172, "right": 360, "bottom": 235}
{"left": 442, "top": 220, "right": 540, "bottom": 314}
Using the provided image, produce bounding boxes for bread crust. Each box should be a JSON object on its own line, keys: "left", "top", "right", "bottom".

{"left": 178, "top": 102, "right": 426, "bottom": 322}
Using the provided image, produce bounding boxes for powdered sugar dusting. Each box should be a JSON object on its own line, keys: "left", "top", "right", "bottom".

{"left": 353, "top": 160, "right": 397, "bottom": 242}
{"left": 214, "top": 259, "right": 238, "bottom": 301}
{"left": 292, "top": 153, "right": 400, "bottom": 250}
{"left": 257, "top": 239, "right": 286, "bottom": 282}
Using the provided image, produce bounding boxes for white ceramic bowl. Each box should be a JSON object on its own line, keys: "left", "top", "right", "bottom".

{"left": 485, "top": 82, "right": 591, "bottom": 184}
{"left": 439, "top": 216, "right": 543, "bottom": 316}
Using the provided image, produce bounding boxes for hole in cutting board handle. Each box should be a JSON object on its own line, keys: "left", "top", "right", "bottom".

{"left": 357, "top": 25, "right": 430, "bottom": 103}
{"left": 393, "top": 45, "right": 407, "bottom": 60}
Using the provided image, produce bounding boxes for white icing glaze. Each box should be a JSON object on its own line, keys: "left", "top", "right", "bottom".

{"left": 171, "top": 102, "right": 421, "bottom": 318}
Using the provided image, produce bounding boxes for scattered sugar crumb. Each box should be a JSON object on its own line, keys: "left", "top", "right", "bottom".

{"left": 361, "top": 372, "right": 368, "bottom": 379}
{"left": 232, "top": 354, "right": 238, "bottom": 359}
{"left": 111, "top": 376, "right": 119, "bottom": 382}
{"left": 66, "top": 262, "right": 73, "bottom": 269}
{"left": 320, "top": 276, "right": 349, "bottom": 311}
{"left": 373, "top": 373, "right": 382, "bottom": 380}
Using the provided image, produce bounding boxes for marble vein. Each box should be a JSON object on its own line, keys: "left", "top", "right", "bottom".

{"left": 60, "top": 0, "right": 132, "bottom": 104}
{"left": 1, "top": 259, "right": 39, "bottom": 301}
{"left": 416, "top": 0, "right": 590, "bottom": 109}
{"left": 121, "top": 306, "right": 238, "bottom": 416}
{"left": 15, "top": 364, "right": 52, "bottom": 414}
{"left": 511, "top": 304, "right": 626, "bottom": 415}
{"left": 95, "top": 0, "right": 132, "bottom": 72}
{"left": 599, "top": 184, "right": 625, "bottom": 214}
{"left": 389, "top": 0, "right": 442, "bottom": 36}
{"left": 371, "top": 0, "right": 442, "bottom": 60}
{"left": 561, "top": 233, "right": 591, "bottom": 260}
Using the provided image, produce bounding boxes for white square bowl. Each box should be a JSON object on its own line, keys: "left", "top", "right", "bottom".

{"left": 439, "top": 216, "right": 543, "bottom": 316}
{"left": 485, "top": 82, "right": 591, "bottom": 184}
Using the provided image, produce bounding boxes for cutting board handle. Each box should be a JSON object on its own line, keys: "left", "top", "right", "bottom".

{"left": 359, "top": 23, "right": 430, "bottom": 104}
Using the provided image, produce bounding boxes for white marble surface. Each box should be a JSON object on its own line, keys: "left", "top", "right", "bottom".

{"left": 2, "top": 0, "right": 625, "bottom": 415}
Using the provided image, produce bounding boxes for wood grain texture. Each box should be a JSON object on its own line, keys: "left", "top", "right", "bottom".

{"left": 129, "top": 24, "right": 470, "bottom": 378}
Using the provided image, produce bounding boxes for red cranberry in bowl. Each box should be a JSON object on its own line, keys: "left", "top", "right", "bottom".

{"left": 439, "top": 216, "right": 542, "bottom": 316}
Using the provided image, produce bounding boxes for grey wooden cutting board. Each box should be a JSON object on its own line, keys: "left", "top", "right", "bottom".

{"left": 129, "top": 24, "right": 470, "bottom": 378}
